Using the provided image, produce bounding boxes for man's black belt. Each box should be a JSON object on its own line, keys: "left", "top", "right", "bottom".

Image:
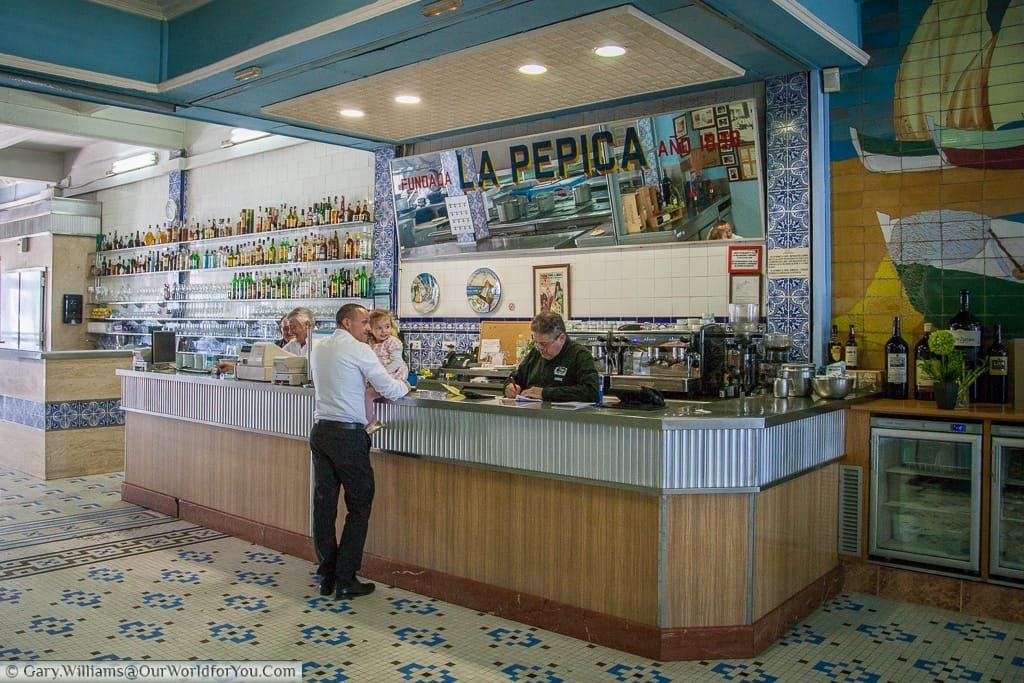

{"left": 316, "top": 420, "right": 365, "bottom": 430}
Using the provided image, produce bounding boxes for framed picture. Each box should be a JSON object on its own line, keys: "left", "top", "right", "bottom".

{"left": 716, "top": 115, "right": 731, "bottom": 129}
{"left": 728, "top": 166, "right": 740, "bottom": 181}
{"left": 691, "top": 106, "right": 715, "bottom": 129}
{"left": 533, "top": 264, "right": 570, "bottom": 318}
{"left": 728, "top": 245, "right": 763, "bottom": 273}
{"left": 673, "top": 115, "right": 687, "bottom": 139}
{"left": 715, "top": 104, "right": 729, "bottom": 115}
{"left": 730, "top": 274, "right": 762, "bottom": 306}
{"left": 720, "top": 152, "right": 737, "bottom": 166}
{"left": 741, "top": 160, "right": 758, "bottom": 180}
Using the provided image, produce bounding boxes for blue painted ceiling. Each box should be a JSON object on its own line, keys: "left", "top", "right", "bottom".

{"left": 0, "top": 0, "right": 866, "bottom": 150}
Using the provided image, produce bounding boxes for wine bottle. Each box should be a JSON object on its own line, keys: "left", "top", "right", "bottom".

{"left": 828, "top": 324, "right": 843, "bottom": 364}
{"left": 914, "top": 322, "right": 935, "bottom": 401}
{"left": 884, "top": 316, "right": 909, "bottom": 399}
{"left": 949, "top": 289, "right": 982, "bottom": 401}
{"left": 844, "top": 324, "right": 858, "bottom": 369}
{"left": 988, "top": 323, "right": 1009, "bottom": 404}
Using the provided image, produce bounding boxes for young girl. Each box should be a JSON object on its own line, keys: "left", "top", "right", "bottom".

{"left": 365, "top": 309, "right": 409, "bottom": 433}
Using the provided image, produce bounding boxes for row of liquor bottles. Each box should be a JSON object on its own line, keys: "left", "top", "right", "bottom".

{"left": 99, "top": 195, "right": 372, "bottom": 252}
{"left": 830, "top": 290, "right": 1010, "bottom": 403}
{"left": 95, "top": 231, "right": 371, "bottom": 276}
{"left": 227, "top": 267, "right": 373, "bottom": 301}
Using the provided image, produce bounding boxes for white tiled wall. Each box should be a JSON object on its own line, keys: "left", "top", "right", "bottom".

{"left": 397, "top": 241, "right": 735, "bottom": 320}
{"left": 95, "top": 139, "right": 742, "bottom": 321}
{"left": 97, "top": 142, "right": 375, "bottom": 238}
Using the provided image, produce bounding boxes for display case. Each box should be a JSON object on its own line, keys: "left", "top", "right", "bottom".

{"left": 88, "top": 222, "right": 373, "bottom": 352}
{"left": 870, "top": 416, "right": 982, "bottom": 573}
{"left": 990, "top": 423, "right": 1024, "bottom": 581}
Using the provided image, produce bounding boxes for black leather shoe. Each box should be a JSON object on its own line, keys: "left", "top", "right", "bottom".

{"left": 335, "top": 578, "right": 375, "bottom": 599}
{"left": 318, "top": 578, "right": 335, "bottom": 596}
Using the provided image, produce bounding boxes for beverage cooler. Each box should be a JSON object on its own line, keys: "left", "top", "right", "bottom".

{"left": 870, "top": 417, "right": 982, "bottom": 573}
{"left": 990, "top": 424, "right": 1024, "bottom": 581}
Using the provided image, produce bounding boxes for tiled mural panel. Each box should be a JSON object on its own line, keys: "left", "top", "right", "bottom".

{"left": 830, "top": 0, "right": 1024, "bottom": 370}
{"left": 765, "top": 72, "right": 812, "bottom": 361}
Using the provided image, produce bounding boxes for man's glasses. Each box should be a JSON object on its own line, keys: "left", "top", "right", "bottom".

{"left": 532, "top": 333, "right": 563, "bottom": 350}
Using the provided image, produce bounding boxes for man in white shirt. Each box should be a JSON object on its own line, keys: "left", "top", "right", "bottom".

{"left": 282, "top": 307, "right": 314, "bottom": 356}
{"left": 310, "top": 303, "right": 409, "bottom": 599}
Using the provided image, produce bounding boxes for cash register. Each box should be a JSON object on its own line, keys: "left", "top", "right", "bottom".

{"left": 236, "top": 342, "right": 297, "bottom": 382}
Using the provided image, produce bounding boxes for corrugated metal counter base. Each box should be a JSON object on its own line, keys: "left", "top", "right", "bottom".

{"left": 118, "top": 370, "right": 861, "bottom": 492}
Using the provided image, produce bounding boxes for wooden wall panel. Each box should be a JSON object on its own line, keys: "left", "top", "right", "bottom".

{"left": 753, "top": 464, "right": 839, "bottom": 620}
{"left": 368, "top": 454, "right": 661, "bottom": 624}
{"left": 664, "top": 493, "right": 750, "bottom": 627}
{"left": 124, "top": 413, "right": 310, "bottom": 534}
{"left": 0, "top": 357, "right": 45, "bottom": 401}
{"left": 0, "top": 421, "right": 45, "bottom": 478}
{"left": 45, "top": 426, "right": 123, "bottom": 478}
{"left": 45, "top": 357, "right": 129, "bottom": 401}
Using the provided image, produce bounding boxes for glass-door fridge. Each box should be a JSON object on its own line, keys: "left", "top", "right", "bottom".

{"left": 991, "top": 423, "right": 1024, "bottom": 581}
{"left": 870, "top": 417, "right": 982, "bottom": 573}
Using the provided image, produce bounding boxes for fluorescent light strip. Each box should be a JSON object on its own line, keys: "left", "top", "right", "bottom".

{"left": 110, "top": 152, "right": 158, "bottom": 174}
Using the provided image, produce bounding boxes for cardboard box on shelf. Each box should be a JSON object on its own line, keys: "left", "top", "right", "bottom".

{"left": 621, "top": 191, "right": 644, "bottom": 234}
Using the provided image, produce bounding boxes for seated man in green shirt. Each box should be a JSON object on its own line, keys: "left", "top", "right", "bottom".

{"left": 504, "top": 311, "right": 600, "bottom": 403}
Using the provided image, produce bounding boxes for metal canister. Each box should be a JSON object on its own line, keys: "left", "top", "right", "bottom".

{"left": 573, "top": 183, "right": 592, "bottom": 206}
{"left": 779, "top": 363, "right": 814, "bottom": 397}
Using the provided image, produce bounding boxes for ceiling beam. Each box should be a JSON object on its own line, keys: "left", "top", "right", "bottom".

{"left": 0, "top": 88, "right": 185, "bottom": 149}
{"left": 0, "top": 147, "right": 63, "bottom": 182}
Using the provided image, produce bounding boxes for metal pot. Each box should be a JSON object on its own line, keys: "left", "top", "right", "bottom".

{"left": 496, "top": 199, "right": 521, "bottom": 223}
{"left": 573, "top": 183, "right": 592, "bottom": 206}
{"left": 779, "top": 363, "right": 814, "bottom": 397}
{"left": 535, "top": 193, "right": 555, "bottom": 213}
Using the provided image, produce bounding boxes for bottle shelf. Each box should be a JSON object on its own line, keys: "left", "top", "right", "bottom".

{"left": 92, "top": 257, "right": 372, "bottom": 279}
{"left": 92, "top": 297, "right": 369, "bottom": 307}
{"left": 882, "top": 499, "right": 971, "bottom": 516}
{"left": 95, "top": 221, "right": 372, "bottom": 256}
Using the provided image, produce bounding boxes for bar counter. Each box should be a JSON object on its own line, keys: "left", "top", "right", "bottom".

{"left": 118, "top": 369, "right": 866, "bottom": 660}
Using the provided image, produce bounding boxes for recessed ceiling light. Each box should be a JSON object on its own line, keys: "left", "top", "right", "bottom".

{"left": 395, "top": 95, "right": 421, "bottom": 104}
{"left": 339, "top": 108, "right": 365, "bottom": 118}
{"left": 518, "top": 64, "right": 547, "bottom": 75}
{"left": 421, "top": 0, "right": 462, "bottom": 17}
{"left": 594, "top": 45, "right": 626, "bottom": 57}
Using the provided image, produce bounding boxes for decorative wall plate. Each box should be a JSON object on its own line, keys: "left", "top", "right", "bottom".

{"left": 411, "top": 273, "right": 440, "bottom": 314}
{"left": 466, "top": 267, "right": 501, "bottom": 314}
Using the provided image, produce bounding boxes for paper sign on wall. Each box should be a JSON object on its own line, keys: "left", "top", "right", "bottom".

{"left": 766, "top": 247, "right": 811, "bottom": 279}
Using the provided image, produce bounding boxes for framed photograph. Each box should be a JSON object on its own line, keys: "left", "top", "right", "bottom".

{"left": 691, "top": 106, "right": 715, "bottom": 129}
{"left": 672, "top": 115, "right": 687, "bottom": 139}
{"left": 728, "top": 245, "right": 763, "bottom": 273}
{"left": 533, "top": 264, "right": 570, "bottom": 318}
{"left": 741, "top": 160, "right": 758, "bottom": 180}
{"left": 730, "top": 274, "right": 762, "bottom": 306}
{"left": 720, "top": 152, "right": 737, "bottom": 166}
{"left": 716, "top": 115, "right": 731, "bottom": 129}
{"left": 715, "top": 104, "right": 729, "bottom": 115}
{"left": 728, "top": 166, "right": 740, "bottom": 181}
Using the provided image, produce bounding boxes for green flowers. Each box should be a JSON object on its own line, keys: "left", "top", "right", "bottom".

{"left": 924, "top": 328, "right": 986, "bottom": 392}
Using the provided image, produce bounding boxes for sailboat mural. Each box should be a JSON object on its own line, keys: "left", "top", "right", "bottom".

{"left": 851, "top": 0, "right": 1024, "bottom": 173}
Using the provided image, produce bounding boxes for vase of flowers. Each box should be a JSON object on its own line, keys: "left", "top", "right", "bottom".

{"left": 922, "top": 329, "right": 986, "bottom": 410}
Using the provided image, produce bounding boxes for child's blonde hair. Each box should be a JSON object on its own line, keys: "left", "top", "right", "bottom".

{"left": 369, "top": 309, "right": 398, "bottom": 336}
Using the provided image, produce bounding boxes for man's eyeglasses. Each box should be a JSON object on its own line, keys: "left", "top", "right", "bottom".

{"left": 532, "top": 333, "right": 564, "bottom": 350}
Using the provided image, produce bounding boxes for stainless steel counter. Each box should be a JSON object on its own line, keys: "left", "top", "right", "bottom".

{"left": 117, "top": 369, "right": 868, "bottom": 492}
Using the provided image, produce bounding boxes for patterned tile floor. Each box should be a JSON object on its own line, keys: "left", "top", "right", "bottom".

{"left": 2, "top": 468, "right": 1023, "bottom": 682}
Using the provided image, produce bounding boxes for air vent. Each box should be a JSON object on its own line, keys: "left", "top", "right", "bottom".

{"left": 838, "top": 465, "right": 863, "bottom": 556}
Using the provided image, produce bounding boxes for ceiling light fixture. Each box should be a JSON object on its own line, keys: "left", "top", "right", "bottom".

{"left": 421, "top": 0, "right": 462, "bottom": 17}
{"left": 395, "top": 95, "right": 422, "bottom": 104}
{"left": 233, "top": 65, "right": 263, "bottom": 82}
{"left": 229, "top": 128, "right": 271, "bottom": 144}
{"left": 517, "top": 63, "right": 547, "bottom": 75}
{"left": 109, "top": 152, "right": 158, "bottom": 175}
{"left": 594, "top": 45, "right": 626, "bottom": 57}
{"left": 339, "top": 108, "right": 365, "bottom": 118}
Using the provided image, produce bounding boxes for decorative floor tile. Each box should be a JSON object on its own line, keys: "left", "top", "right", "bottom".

{"left": 1, "top": 467, "right": 1023, "bottom": 681}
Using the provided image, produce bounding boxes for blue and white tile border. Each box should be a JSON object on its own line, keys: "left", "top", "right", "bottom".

{"left": 373, "top": 147, "right": 398, "bottom": 310}
{"left": 765, "top": 72, "right": 812, "bottom": 361}
{"left": 1, "top": 396, "right": 124, "bottom": 431}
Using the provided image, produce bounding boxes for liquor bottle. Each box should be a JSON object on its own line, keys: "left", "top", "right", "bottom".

{"left": 913, "top": 322, "right": 935, "bottom": 401}
{"left": 828, "top": 324, "right": 843, "bottom": 364}
{"left": 987, "top": 323, "right": 1009, "bottom": 404}
{"left": 884, "top": 316, "right": 909, "bottom": 399}
{"left": 844, "top": 324, "right": 858, "bottom": 369}
{"left": 949, "top": 289, "right": 982, "bottom": 401}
